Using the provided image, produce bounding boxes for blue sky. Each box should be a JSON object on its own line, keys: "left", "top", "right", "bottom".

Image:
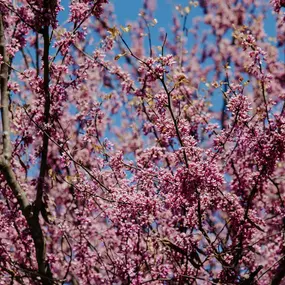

{"left": 112, "top": 0, "right": 190, "bottom": 27}
{"left": 111, "top": 0, "right": 277, "bottom": 34}
{"left": 57, "top": 0, "right": 277, "bottom": 56}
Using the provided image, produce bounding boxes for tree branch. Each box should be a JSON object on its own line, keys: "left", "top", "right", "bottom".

{"left": 0, "top": 14, "right": 11, "bottom": 161}
{"left": 0, "top": 12, "right": 53, "bottom": 285}
{"left": 35, "top": 21, "right": 50, "bottom": 214}
{"left": 271, "top": 256, "right": 285, "bottom": 285}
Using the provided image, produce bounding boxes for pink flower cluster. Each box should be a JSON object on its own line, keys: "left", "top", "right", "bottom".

{"left": 0, "top": 0, "right": 284, "bottom": 284}
{"left": 138, "top": 54, "right": 176, "bottom": 81}
{"left": 271, "top": 0, "right": 285, "bottom": 13}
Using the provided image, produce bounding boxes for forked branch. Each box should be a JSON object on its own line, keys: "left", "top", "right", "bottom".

{"left": 0, "top": 12, "right": 53, "bottom": 285}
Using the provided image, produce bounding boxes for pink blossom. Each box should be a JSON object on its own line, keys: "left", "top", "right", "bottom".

{"left": 0, "top": 0, "right": 284, "bottom": 284}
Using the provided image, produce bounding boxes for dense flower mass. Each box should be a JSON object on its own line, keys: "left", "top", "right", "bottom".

{"left": 0, "top": 0, "right": 284, "bottom": 284}
{"left": 271, "top": 0, "right": 285, "bottom": 13}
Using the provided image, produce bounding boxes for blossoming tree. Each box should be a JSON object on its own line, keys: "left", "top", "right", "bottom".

{"left": 0, "top": 0, "right": 284, "bottom": 284}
